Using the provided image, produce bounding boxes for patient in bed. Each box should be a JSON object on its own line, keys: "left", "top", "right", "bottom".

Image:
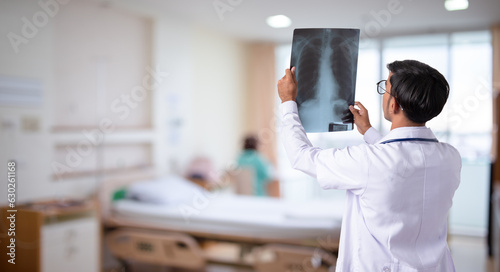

{"left": 236, "top": 135, "right": 274, "bottom": 196}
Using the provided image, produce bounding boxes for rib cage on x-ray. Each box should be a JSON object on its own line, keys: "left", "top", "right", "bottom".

{"left": 290, "top": 28, "right": 360, "bottom": 132}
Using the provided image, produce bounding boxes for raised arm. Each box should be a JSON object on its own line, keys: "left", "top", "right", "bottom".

{"left": 280, "top": 100, "right": 322, "bottom": 178}
{"left": 277, "top": 68, "right": 368, "bottom": 193}
{"left": 278, "top": 67, "right": 320, "bottom": 177}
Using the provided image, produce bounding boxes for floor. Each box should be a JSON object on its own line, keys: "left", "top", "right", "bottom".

{"left": 105, "top": 235, "right": 495, "bottom": 272}
{"left": 449, "top": 235, "right": 494, "bottom": 272}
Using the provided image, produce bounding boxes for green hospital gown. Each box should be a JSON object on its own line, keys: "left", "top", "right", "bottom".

{"left": 236, "top": 150, "right": 273, "bottom": 196}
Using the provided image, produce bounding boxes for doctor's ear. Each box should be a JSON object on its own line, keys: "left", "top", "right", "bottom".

{"left": 393, "top": 101, "right": 401, "bottom": 113}
{"left": 390, "top": 98, "right": 403, "bottom": 114}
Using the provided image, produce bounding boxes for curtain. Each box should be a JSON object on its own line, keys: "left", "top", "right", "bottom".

{"left": 245, "top": 43, "right": 280, "bottom": 197}
{"left": 245, "top": 43, "right": 277, "bottom": 165}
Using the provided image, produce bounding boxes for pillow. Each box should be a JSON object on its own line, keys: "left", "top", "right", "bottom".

{"left": 126, "top": 175, "right": 208, "bottom": 205}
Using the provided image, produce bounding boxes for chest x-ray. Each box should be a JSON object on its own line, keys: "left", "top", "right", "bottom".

{"left": 290, "top": 28, "right": 360, "bottom": 132}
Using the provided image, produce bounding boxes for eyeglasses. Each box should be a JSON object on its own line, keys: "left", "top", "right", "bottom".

{"left": 377, "top": 79, "right": 404, "bottom": 111}
{"left": 376, "top": 80, "right": 387, "bottom": 95}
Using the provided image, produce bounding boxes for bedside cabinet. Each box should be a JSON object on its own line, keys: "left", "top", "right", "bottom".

{"left": 0, "top": 200, "right": 100, "bottom": 272}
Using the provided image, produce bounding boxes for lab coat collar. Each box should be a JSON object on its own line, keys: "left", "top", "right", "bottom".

{"left": 377, "top": 126, "right": 437, "bottom": 144}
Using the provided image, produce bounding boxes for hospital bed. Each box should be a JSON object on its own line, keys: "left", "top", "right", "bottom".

{"left": 100, "top": 174, "right": 343, "bottom": 271}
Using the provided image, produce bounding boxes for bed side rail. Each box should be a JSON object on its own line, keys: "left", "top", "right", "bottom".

{"left": 105, "top": 228, "right": 206, "bottom": 269}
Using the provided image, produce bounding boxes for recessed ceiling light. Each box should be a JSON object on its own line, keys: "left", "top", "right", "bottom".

{"left": 444, "top": 0, "right": 469, "bottom": 11}
{"left": 266, "top": 15, "right": 292, "bottom": 28}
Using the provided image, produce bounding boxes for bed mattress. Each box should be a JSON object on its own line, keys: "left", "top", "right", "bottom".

{"left": 112, "top": 194, "right": 344, "bottom": 240}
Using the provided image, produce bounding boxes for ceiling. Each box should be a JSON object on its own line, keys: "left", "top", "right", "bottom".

{"left": 117, "top": 0, "right": 500, "bottom": 43}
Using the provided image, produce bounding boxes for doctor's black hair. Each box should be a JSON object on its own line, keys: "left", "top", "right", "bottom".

{"left": 387, "top": 60, "right": 449, "bottom": 124}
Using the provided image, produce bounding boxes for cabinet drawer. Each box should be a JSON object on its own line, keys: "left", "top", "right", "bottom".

{"left": 41, "top": 217, "right": 99, "bottom": 272}
{"left": 42, "top": 217, "right": 97, "bottom": 244}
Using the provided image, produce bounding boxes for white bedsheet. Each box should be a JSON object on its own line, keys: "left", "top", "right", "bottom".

{"left": 112, "top": 194, "right": 344, "bottom": 240}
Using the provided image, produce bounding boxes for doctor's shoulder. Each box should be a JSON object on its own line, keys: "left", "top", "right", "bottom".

{"left": 438, "top": 141, "right": 462, "bottom": 167}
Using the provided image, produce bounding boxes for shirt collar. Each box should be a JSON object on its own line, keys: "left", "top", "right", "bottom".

{"left": 377, "top": 126, "right": 437, "bottom": 144}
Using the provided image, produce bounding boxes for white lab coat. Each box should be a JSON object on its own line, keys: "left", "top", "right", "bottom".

{"left": 280, "top": 101, "right": 461, "bottom": 272}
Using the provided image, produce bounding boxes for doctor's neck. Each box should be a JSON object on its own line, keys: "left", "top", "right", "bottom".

{"left": 389, "top": 112, "right": 425, "bottom": 130}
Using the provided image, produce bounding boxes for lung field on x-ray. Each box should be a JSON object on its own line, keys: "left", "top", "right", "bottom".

{"left": 291, "top": 28, "right": 359, "bottom": 133}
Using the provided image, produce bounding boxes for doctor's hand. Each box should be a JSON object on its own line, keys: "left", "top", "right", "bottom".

{"left": 349, "top": 101, "right": 372, "bottom": 135}
{"left": 277, "top": 67, "right": 297, "bottom": 103}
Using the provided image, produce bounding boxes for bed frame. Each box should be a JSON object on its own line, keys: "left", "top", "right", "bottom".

{"left": 99, "top": 173, "right": 339, "bottom": 271}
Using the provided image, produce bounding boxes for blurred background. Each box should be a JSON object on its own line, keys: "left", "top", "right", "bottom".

{"left": 0, "top": 0, "right": 499, "bottom": 271}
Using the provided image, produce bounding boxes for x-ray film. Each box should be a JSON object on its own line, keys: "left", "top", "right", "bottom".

{"left": 290, "top": 28, "right": 360, "bottom": 132}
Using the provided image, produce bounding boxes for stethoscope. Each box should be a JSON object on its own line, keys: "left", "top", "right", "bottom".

{"left": 380, "top": 138, "right": 439, "bottom": 144}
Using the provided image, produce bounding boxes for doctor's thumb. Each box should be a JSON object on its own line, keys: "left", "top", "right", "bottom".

{"left": 349, "top": 105, "right": 359, "bottom": 117}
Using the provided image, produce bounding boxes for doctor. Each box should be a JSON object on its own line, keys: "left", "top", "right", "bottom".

{"left": 277, "top": 60, "right": 461, "bottom": 272}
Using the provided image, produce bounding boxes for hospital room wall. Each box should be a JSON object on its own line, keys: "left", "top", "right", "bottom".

{"left": 0, "top": 0, "right": 249, "bottom": 205}
{"left": 0, "top": 0, "right": 155, "bottom": 204}
{"left": 0, "top": 0, "right": 162, "bottom": 204}
{"left": 0, "top": 0, "right": 56, "bottom": 204}
{"left": 152, "top": 16, "right": 248, "bottom": 177}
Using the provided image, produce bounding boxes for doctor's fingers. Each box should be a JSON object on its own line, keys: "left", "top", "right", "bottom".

{"left": 278, "top": 74, "right": 293, "bottom": 89}
{"left": 284, "top": 68, "right": 297, "bottom": 83}
{"left": 351, "top": 102, "right": 371, "bottom": 122}
{"left": 290, "top": 67, "right": 297, "bottom": 83}
{"left": 354, "top": 101, "right": 368, "bottom": 113}
{"left": 349, "top": 105, "right": 361, "bottom": 119}
{"left": 349, "top": 102, "right": 364, "bottom": 115}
